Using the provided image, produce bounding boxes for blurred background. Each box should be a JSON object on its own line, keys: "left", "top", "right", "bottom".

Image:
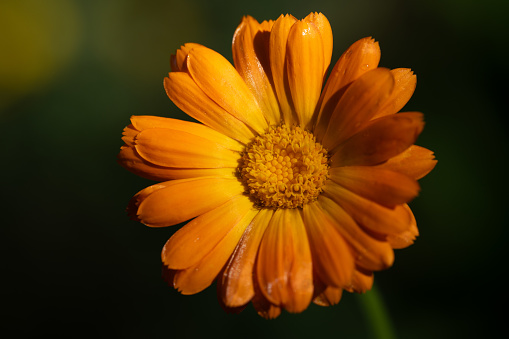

{"left": 2, "top": 0, "right": 507, "bottom": 337}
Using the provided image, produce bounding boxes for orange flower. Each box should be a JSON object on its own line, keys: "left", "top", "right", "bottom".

{"left": 118, "top": 12, "right": 436, "bottom": 318}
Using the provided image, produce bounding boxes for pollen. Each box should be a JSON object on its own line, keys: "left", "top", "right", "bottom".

{"left": 239, "top": 125, "right": 329, "bottom": 209}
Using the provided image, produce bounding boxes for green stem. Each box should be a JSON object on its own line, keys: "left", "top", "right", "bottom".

{"left": 358, "top": 284, "right": 396, "bottom": 339}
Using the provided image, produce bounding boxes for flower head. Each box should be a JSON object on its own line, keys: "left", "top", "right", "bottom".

{"left": 118, "top": 12, "right": 436, "bottom": 318}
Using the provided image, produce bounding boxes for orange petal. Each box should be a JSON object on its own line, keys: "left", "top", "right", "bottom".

{"left": 321, "top": 68, "right": 395, "bottom": 150}
{"left": 186, "top": 45, "right": 268, "bottom": 134}
{"left": 373, "top": 68, "right": 417, "bottom": 119}
{"left": 136, "top": 177, "right": 244, "bottom": 227}
{"left": 256, "top": 208, "right": 313, "bottom": 313}
{"left": 286, "top": 19, "right": 325, "bottom": 129}
{"left": 303, "top": 12, "right": 333, "bottom": 78}
{"left": 170, "top": 43, "right": 203, "bottom": 72}
{"left": 386, "top": 204, "right": 419, "bottom": 249}
{"left": 347, "top": 268, "right": 374, "bottom": 293}
{"left": 121, "top": 124, "right": 137, "bottom": 147}
{"left": 118, "top": 145, "right": 235, "bottom": 181}
{"left": 317, "top": 196, "right": 394, "bottom": 271}
{"left": 172, "top": 197, "right": 258, "bottom": 295}
{"left": 313, "top": 286, "right": 343, "bottom": 307}
{"left": 220, "top": 208, "right": 274, "bottom": 307}
{"left": 162, "top": 195, "right": 256, "bottom": 270}
{"left": 232, "top": 16, "right": 280, "bottom": 125}
{"left": 269, "top": 14, "right": 298, "bottom": 125}
{"left": 322, "top": 181, "right": 414, "bottom": 236}
{"left": 252, "top": 287, "right": 282, "bottom": 319}
{"left": 127, "top": 182, "right": 171, "bottom": 222}
{"left": 164, "top": 72, "right": 255, "bottom": 144}
{"left": 314, "top": 37, "right": 381, "bottom": 140}
{"left": 331, "top": 112, "right": 424, "bottom": 167}
{"left": 329, "top": 166, "right": 420, "bottom": 208}
{"left": 134, "top": 128, "right": 239, "bottom": 168}
{"left": 302, "top": 201, "right": 355, "bottom": 288}
{"left": 375, "top": 145, "right": 437, "bottom": 180}
{"left": 130, "top": 115, "right": 244, "bottom": 152}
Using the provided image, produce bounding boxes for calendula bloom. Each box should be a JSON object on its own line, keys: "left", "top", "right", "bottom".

{"left": 118, "top": 12, "right": 436, "bottom": 318}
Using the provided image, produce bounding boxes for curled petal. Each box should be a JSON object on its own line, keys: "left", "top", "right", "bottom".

{"left": 170, "top": 43, "right": 203, "bottom": 72}
{"left": 286, "top": 19, "right": 325, "bottom": 129}
{"left": 136, "top": 177, "right": 244, "bottom": 227}
{"left": 386, "top": 204, "right": 419, "bottom": 249}
{"left": 232, "top": 16, "right": 280, "bottom": 125}
{"left": 331, "top": 112, "right": 425, "bottom": 167}
{"left": 269, "top": 14, "right": 298, "bottom": 125}
{"left": 315, "top": 37, "right": 380, "bottom": 140}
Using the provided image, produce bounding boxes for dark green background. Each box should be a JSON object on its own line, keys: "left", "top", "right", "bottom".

{"left": 2, "top": 0, "right": 506, "bottom": 337}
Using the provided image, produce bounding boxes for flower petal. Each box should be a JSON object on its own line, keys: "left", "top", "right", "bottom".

{"left": 171, "top": 196, "right": 258, "bottom": 295}
{"left": 302, "top": 201, "right": 355, "bottom": 288}
{"left": 269, "top": 14, "right": 298, "bottom": 125}
{"left": 374, "top": 145, "right": 437, "bottom": 180}
{"left": 252, "top": 287, "right": 282, "bottom": 319}
{"left": 303, "top": 12, "right": 333, "bottom": 78}
{"left": 329, "top": 166, "right": 420, "bottom": 208}
{"left": 164, "top": 72, "right": 255, "bottom": 144}
{"left": 220, "top": 208, "right": 274, "bottom": 307}
{"left": 322, "top": 181, "right": 414, "bottom": 236}
{"left": 313, "top": 286, "right": 343, "bottom": 307}
{"left": 331, "top": 112, "right": 424, "bottom": 167}
{"left": 130, "top": 115, "right": 244, "bottom": 152}
{"left": 321, "top": 68, "right": 395, "bottom": 150}
{"left": 373, "top": 68, "right": 417, "bottom": 119}
{"left": 256, "top": 208, "right": 313, "bottom": 313}
{"left": 186, "top": 45, "right": 268, "bottom": 134}
{"left": 317, "top": 196, "right": 394, "bottom": 271}
{"left": 386, "top": 204, "right": 419, "bottom": 249}
{"left": 118, "top": 145, "right": 235, "bottom": 181}
{"left": 232, "top": 16, "right": 280, "bottom": 125}
{"left": 162, "top": 195, "right": 256, "bottom": 270}
{"left": 286, "top": 19, "right": 325, "bottom": 129}
{"left": 136, "top": 177, "right": 244, "bottom": 227}
{"left": 134, "top": 128, "right": 239, "bottom": 168}
{"left": 348, "top": 268, "right": 374, "bottom": 293}
{"left": 170, "top": 43, "right": 202, "bottom": 72}
{"left": 315, "top": 37, "right": 380, "bottom": 140}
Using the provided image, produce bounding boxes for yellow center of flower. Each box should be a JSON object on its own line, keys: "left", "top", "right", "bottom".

{"left": 239, "top": 124, "right": 329, "bottom": 209}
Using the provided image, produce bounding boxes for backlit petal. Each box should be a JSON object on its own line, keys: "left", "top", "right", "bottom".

{"left": 331, "top": 112, "right": 424, "bottom": 167}
{"left": 303, "top": 12, "right": 333, "bottom": 78}
{"left": 329, "top": 166, "right": 420, "bottom": 208}
{"left": 323, "top": 181, "right": 413, "bottom": 236}
{"left": 170, "top": 43, "right": 202, "bottom": 72}
{"left": 172, "top": 197, "right": 258, "bottom": 295}
{"left": 136, "top": 177, "right": 244, "bottom": 227}
{"left": 220, "top": 208, "right": 274, "bottom": 307}
{"left": 317, "top": 196, "right": 394, "bottom": 271}
{"left": 286, "top": 19, "right": 324, "bottom": 129}
{"left": 375, "top": 145, "right": 437, "bottom": 180}
{"left": 232, "top": 16, "right": 280, "bottom": 125}
{"left": 321, "top": 68, "right": 395, "bottom": 150}
{"left": 135, "top": 128, "right": 239, "bottom": 168}
{"left": 269, "top": 14, "right": 298, "bottom": 125}
{"left": 315, "top": 37, "right": 380, "bottom": 140}
{"left": 187, "top": 45, "right": 268, "bottom": 134}
{"left": 162, "top": 195, "right": 256, "bottom": 270}
{"left": 164, "top": 71, "right": 255, "bottom": 144}
{"left": 256, "top": 208, "right": 313, "bottom": 313}
{"left": 302, "top": 202, "right": 355, "bottom": 288}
